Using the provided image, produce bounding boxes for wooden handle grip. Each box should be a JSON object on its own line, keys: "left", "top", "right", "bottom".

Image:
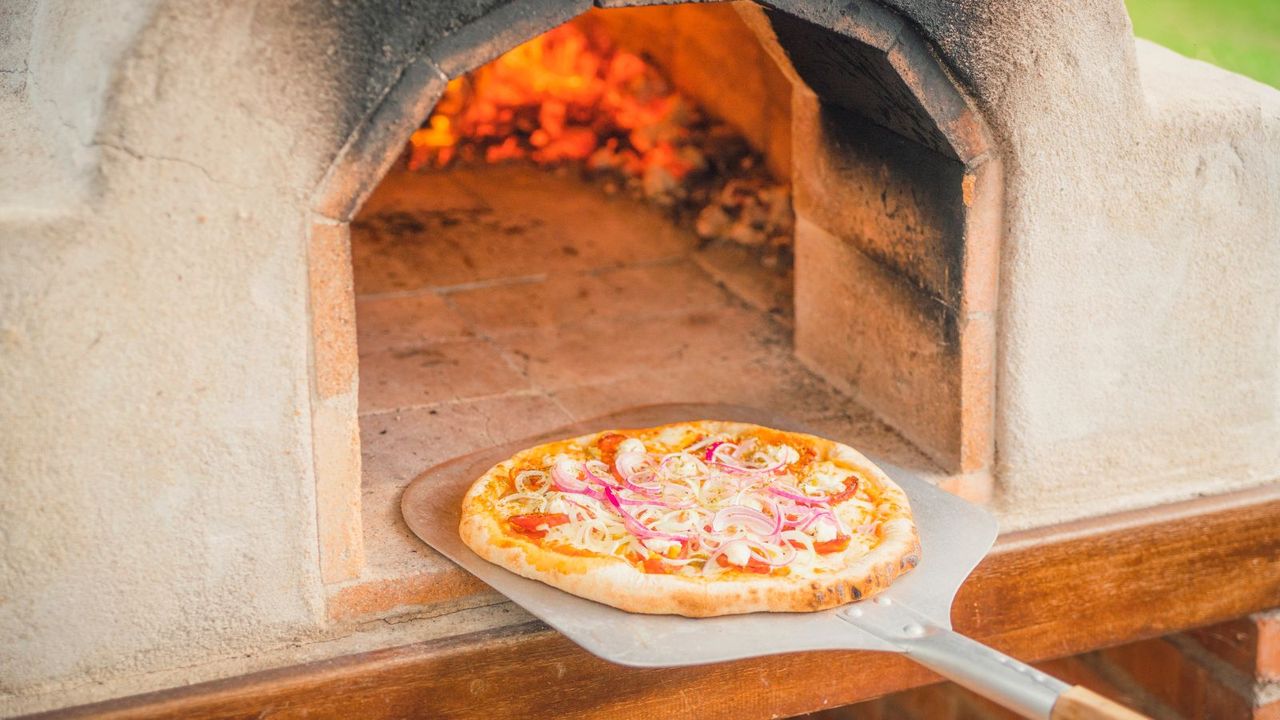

{"left": 1050, "top": 685, "right": 1150, "bottom": 720}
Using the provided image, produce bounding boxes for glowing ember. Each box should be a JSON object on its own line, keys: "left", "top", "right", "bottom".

{"left": 408, "top": 20, "right": 795, "bottom": 267}
{"left": 410, "top": 23, "right": 702, "bottom": 186}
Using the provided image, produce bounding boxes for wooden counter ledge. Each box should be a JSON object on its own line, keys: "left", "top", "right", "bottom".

{"left": 38, "top": 484, "right": 1280, "bottom": 720}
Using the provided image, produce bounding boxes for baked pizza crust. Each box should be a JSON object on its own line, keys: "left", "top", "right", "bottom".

{"left": 459, "top": 420, "right": 921, "bottom": 617}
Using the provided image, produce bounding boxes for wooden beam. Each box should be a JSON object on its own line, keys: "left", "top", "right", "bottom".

{"left": 34, "top": 485, "right": 1280, "bottom": 720}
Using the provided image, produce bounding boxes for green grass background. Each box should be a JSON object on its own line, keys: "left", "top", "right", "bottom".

{"left": 1126, "top": 0, "right": 1279, "bottom": 88}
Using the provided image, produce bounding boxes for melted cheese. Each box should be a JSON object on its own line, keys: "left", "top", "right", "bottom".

{"left": 723, "top": 541, "right": 751, "bottom": 566}
{"left": 804, "top": 461, "right": 847, "bottom": 494}
{"left": 811, "top": 517, "right": 838, "bottom": 542}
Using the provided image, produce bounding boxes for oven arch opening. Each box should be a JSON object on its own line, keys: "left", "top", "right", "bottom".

{"left": 305, "top": 0, "right": 1001, "bottom": 619}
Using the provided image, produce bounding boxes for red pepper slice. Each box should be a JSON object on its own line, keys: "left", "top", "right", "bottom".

{"left": 596, "top": 432, "right": 626, "bottom": 467}
{"left": 597, "top": 433, "right": 626, "bottom": 454}
{"left": 790, "top": 447, "right": 816, "bottom": 471}
{"left": 827, "top": 475, "right": 860, "bottom": 504}
{"left": 508, "top": 513, "right": 571, "bottom": 537}
{"left": 641, "top": 556, "right": 671, "bottom": 574}
{"left": 813, "top": 535, "right": 852, "bottom": 554}
{"left": 715, "top": 554, "right": 772, "bottom": 574}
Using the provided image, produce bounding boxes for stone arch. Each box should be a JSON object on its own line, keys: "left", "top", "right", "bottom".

{"left": 304, "top": 0, "right": 1001, "bottom": 584}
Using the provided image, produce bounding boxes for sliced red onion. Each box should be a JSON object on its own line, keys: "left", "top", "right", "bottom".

{"left": 701, "top": 537, "right": 795, "bottom": 573}
{"left": 711, "top": 505, "right": 776, "bottom": 536}
{"left": 765, "top": 498, "right": 783, "bottom": 536}
{"left": 710, "top": 442, "right": 737, "bottom": 462}
{"left": 623, "top": 496, "right": 694, "bottom": 510}
{"left": 623, "top": 469, "right": 662, "bottom": 494}
{"left": 711, "top": 442, "right": 786, "bottom": 474}
{"left": 513, "top": 469, "right": 550, "bottom": 493}
{"left": 615, "top": 450, "right": 663, "bottom": 496}
{"left": 581, "top": 460, "right": 618, "bottom": 487}
{"left": 752, "top": 458, "right": 788, "bottom": 473}
{"left": 801, "top": 507, "right": 853, "bottom": 536}
{"left": 702, "top": 441, "right": 725, "bottom": 461}
{"left": 779, "top": 504, "right": 816, "bottom": 529}
{"left": 701, "top": 538, "right": 747, "bottom": 575}
{"left": 551, "top": 459, "right": 589, "bottom": 493}
{"left": 562, "top": 496, "right": 595, "bottom": 514}
{"left": 799, "top": 508, "right": 834, "bottom": 532}
{"left": 549, "top": 461, "right": 613, "bottom": 503}
{"left": 748, "top": 538, "right": 796, "bottom": 567}
{"left": 708, "top": 461, "right": 752, "bottom": 476}
{"left": 658, "top": 452, "right": 705, "bottom": 475}
{"left": 602, "top": 487, "right": 688, "bottom": 542}
{"left": 583, "top": 459, "right": 611, "bottom": 474}
{"left": 625, "top": 478, "right": 662, "bottom": 497}
{"left": 684, "top": 435, "right": 718, "bottom": 454}
{"left": 767, "top": 485, "right": 828, "bottom": 506}
{"left": 614, "top": 450, "right": 646, "bottom": 478}
{"left": 710, "top": 462, "right": 787, "bottom": 480}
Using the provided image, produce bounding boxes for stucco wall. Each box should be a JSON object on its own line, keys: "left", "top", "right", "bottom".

{"left": 0, "top": 0, "right": 520, "bottom": 711}
{"left": 0, "top": 1, "right": 159, "bottom": 211}
{"left": 990, "top": 39, "right": 1280, "bottom": 525}
{"left": 1, "top": 0, "right": 1278, "bottom": 714}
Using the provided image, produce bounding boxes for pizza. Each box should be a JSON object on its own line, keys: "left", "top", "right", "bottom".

{"left": 458, "top": 420, "right": 920, "bottom": 617}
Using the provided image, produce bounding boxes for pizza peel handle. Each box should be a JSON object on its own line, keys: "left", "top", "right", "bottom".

{"left": 838, "top": 599, "right": 1149, "bottom": 720}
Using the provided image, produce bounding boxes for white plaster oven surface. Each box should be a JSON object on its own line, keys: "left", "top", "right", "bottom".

{"left": 1, "top": 0, "right": 1277, "bottom": 715}
{"left": 991, "top": 39, "right": 1280, "bottom": 525}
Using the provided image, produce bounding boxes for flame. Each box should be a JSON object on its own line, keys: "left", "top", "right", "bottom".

{"left": 408, "top": 21, "right": 702, "bottom": 185}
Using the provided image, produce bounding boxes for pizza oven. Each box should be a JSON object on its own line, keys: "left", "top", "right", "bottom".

{"left": 3, "top": 0, "right": 1278, "bottom": 716}
{"left": 342, "top": 2, "right": 1001, "bottom": 619}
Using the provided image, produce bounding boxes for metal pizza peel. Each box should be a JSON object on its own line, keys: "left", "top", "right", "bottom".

{"left": 401, "top": 403, "right": 1145, "bottom": 720}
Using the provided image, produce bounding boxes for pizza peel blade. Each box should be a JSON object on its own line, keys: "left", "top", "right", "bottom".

{"left": 401, "top": 404, "right": 1125, "bottom": 720}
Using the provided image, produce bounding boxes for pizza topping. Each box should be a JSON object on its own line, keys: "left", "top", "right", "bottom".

{"left": 616, "top": 437, "right": 646, "bottom": 456}
{"left": 790, "top": 446, "right": 816, "bottom": 471}
{"left": 513, "top": 469, "right": 550, "bottom": 493}
{"left": 615, "top": 448, "right": 663, "bottom": 496}
{"left": 720, "top": 540, "right": 752, "bottom": 567}
{"left": 706, "top": 536, "right": 796, "bottom": 573}
{"left": 642, "top": 555, "right": 672, "bottom": 574}
{"left": 766, "top": 485, "right": 828, "bottom": 506}
{"left": 717, "top": 554, "right": 776, "bottom": 574}
{"left": 711, "top": 504, "right": 780, "bottom": 538}
{"left": 498, "top": 429, "right": 883, "bottom": 577}
{"left": 809, "top": 515, "right": 839, "bottom": 542}
{"left": 707, "top": 440, "right": 789, "bottom": 475}
{"left": 602, "top": 486, "right": 689, "bottom": 542}
{"left": 769, "top": 469, "right": 861, "bottom": 507}
{"left": 659, "top": 452, "right": 704, "bottom": 479}
{"left": 827, "top": 476, "right": 860, "bottom": 504}
{"left": 596, "top": 432, "right": 626, "bottom": 457}
{"left": 813, "top": 535, "right": 852, "bottom": 554}
{"left": 550, "top": 459, "right": 593, "bottom": 494}
{"left": 509, "top": 513, "right": 571, "bottom": 537}
{"left": 641, "top": 537, "right": 682, "bottom": 556}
